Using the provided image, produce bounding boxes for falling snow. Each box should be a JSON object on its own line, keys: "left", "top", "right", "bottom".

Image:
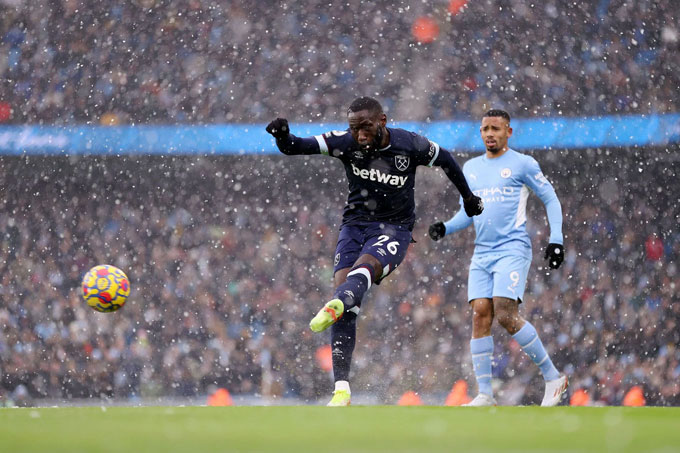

{"left": 0, "top": 0, "right": 678, "bottom": 409}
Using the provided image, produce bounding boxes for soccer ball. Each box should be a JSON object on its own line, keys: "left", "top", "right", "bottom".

{"left": 81, "top": 265, "right": 130, "bottom": 312}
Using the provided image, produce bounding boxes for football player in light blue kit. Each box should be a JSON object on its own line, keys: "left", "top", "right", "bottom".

{"left": 429, "top": 109, "right": 568, "bottom": 406}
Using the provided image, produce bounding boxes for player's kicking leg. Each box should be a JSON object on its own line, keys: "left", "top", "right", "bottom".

{"left": 311, "top": 260, "right": 375, "bottom": 406}
{"left": 309, "top": 261, "right": 374, "bottom": 332}
{"left": 311, "top": 223, "right": 411, "bottom": 406}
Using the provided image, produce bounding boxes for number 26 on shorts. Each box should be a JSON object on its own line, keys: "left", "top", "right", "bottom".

{"left": 371, "top": 235, "right": 399, "bottom": 255}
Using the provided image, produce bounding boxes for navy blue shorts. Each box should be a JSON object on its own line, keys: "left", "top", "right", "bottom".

{"left": 333, "top": 222, "right": 412, "bottom": 282}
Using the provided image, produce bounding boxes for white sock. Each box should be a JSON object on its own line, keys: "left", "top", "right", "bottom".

{"left": 334, "top": 380, "right": 351, "bottom": 393}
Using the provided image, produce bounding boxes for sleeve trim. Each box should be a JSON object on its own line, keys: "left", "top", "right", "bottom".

{"left": 314, "top": 135, "right": 329, "bottom": 155}
{"left": 427, "top": 141, "right": 440, "bottom": 167}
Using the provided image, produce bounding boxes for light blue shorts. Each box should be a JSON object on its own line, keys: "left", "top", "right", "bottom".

{"left": 468, "top": 253, "right": 532, "bottom": 303}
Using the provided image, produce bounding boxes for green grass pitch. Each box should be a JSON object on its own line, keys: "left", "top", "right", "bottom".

{"left": 1, "top": 406, "right": 679, "bottom": 452}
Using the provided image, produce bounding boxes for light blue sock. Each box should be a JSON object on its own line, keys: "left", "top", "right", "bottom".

{"left": 513, "top": 322, "right": 560, "bottom": 381}
{"left": 470, "top": 336, "right": 494, "bottom": 396}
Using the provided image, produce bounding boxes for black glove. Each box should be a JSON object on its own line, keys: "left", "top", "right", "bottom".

{"left": 428, "top": 221, "right": 446, "bottom": 241}
{"left": 463, "top": 194, "right": 484, "bottom": 217}
{"left": 266, "top": 118, "right": 290, "bottom": 139}
{"left": 544, "top": 243, "right": 564, "bottom": 269}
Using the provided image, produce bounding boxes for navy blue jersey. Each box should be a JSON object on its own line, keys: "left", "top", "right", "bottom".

{"left": 313, "top": 127, "right": 440, "bottom": 230}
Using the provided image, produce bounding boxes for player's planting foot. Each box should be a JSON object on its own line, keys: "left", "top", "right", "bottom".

{"left": 462, "top": 393, "right": 497, "bottom": 406}
{"left": 309, "top": 299, "right": 344, "bottom": 332}
{"left": 541, "top": 374, "right": 568, "bottom": 406}
{"left": 327, "top": 389, "right": 351, "bottom": 406}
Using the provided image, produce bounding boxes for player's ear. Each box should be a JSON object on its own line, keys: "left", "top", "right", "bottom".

{"left": 379, "top": 113, "right": 387, "bottom": 126}
{"left": 507, "top": 126, "right": 513, "bottom": 137}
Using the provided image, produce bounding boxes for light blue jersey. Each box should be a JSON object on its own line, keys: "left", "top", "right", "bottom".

{"left": 448, "top": 150, "right": 564, "bottom": 394}
{"left": 444, "top": 149, "right": 563, "bottom": 259}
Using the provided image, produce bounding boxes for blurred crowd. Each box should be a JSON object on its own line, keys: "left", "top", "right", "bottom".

{"left": 0, "top": 150, "right": 678, "bottom": 406}
{"left": 0, "top": 0, "right": 678, "bottom": 125}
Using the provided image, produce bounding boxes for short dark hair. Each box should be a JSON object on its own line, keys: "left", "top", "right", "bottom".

{"left": 347, "top": 96, "right": 383, "bottom": 116}
{"left": 483, "top": 109, "right": 511, "bottom": 122}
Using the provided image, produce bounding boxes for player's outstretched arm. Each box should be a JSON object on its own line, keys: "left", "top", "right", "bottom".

{"left": 266, "top": 118, "right": 320, "bottom": 155}
{"left": 429, "top": 205, "right": 473, "bottom": 241}
{"left": 434, "top": 149, "right": 484, "bottom": 216}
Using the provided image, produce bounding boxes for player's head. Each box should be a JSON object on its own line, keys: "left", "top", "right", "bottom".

{"left": 480, "top": 109, "right": 512, "bottom": 154}
{"left": 347, "top": 96, "right": 387, "bottom": 153}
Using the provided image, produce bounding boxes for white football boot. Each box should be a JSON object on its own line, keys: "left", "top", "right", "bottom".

{"left": 541, "top": 374, "right": 568, "bottom": 407}
{"left": 463, "top": 393, "right": 497, "bottom": 406}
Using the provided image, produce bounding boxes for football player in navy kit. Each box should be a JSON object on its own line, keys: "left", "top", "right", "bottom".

{"left": 266, "top": 97, "right": 483, "bottom": 406}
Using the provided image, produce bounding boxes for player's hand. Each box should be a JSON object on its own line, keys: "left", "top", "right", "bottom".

{"left": 266, "top": 118, "right": 290, "bottom": 139}
{"left": 463, "top": 194, "right": 484, "bottom": 217}
{"left": 428, "top": 221, "right": 446, "bottom": 241}
{"left": 544, "top": 243, "right": 564, "bottom": 269}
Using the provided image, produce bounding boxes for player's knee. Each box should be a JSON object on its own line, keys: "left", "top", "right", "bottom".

{"left": 354, "top": 254, "right": 383, "bottom": 281}
{"left": 473, "top": 314, "right": 493, "bottom": 330}
{"left": 471, "top": 300, "right": 493, "bottom": 322}
{"left": 472, "top": 313, "right": 493, "bottom": 335}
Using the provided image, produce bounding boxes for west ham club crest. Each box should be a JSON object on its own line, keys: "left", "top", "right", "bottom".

{"left": 395, "top": 155, "right": 410, "bottom": 171}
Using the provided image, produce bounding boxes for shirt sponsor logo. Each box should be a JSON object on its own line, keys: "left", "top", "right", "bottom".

{"left": 351, "top": 163, "right": 408, "bottom": 187}
{"left": 473, "top": 186, "right": 515, "bottom": 197}
{"left": 394, "top": 155, "right": 410, "bottom": 171}
{"left": 501, "top": 168, "right": 512, "bottom": 178}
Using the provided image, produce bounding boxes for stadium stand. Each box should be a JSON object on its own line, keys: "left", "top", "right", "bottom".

{"left": 0, "top": 150, "right": 677, "bottom": 406}
{"left": 0, "top": 0, "right": 678, "bottom": 125}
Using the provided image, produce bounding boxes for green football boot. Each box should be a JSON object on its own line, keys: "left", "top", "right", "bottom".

{"left": 327, "top": 389, "right": 351, "bottom": 407}
{"left": 309, "top": 299, "right": 344, "bottom": 332}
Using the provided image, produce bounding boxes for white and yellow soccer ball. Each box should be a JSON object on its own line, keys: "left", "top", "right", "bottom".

{"left": 81, "top": 265, "right": 130, "bottom": 312}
